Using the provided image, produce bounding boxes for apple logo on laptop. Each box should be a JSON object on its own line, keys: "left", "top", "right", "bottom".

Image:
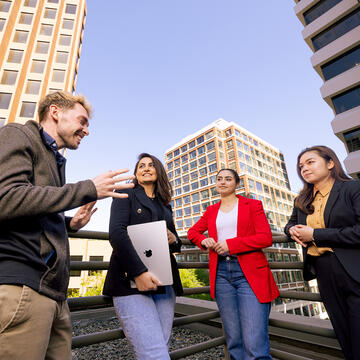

{"left": 144, "top": 249, "right": 152, "bottom": 257}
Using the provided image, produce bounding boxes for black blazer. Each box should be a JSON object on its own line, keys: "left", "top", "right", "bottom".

{"left": 284, "top": 180, "right": 360, "bottom": 283}
{"left": 103, "top": 185, "right": 183, "bottom": 296}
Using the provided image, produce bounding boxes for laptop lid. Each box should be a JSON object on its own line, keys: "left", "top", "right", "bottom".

{"left": 127, "top": 220, "right": 173, "bottom": 287}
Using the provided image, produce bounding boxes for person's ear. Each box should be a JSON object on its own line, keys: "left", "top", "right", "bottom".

{"left": 327, "top": 159, "right": 335, "bottom": 170}
{"left": 48, "top": 104, "right": 60, "bottom": 123}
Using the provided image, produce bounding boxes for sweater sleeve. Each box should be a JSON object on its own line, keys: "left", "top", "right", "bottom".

{"left": 187, "top": 208, "right": 209, "bottom": 249}
{"left": 108, "top": 193, "right": 148, "bottom": 278}
{"left": 0, "top": 125, "right": 97, "bottom": 222}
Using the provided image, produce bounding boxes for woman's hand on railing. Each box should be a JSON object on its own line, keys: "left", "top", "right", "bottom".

{"left": 134, "top": 272, "right": 162, "bottom": 291}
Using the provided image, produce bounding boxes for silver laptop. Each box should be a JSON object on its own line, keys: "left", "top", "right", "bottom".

{"left": 127, "top": 220, "right": 173, "bottom": 288}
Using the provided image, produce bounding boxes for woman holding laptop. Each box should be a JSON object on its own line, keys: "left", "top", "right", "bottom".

{"left": 188, "top": 168, "right": 279, "bottom": 360}
{"left": 103, "top": 153, "right": 183, "bottom": 359}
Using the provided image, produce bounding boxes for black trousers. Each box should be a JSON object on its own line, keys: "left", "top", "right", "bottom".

{"left": 315, "top": 252, "right": 360, "bottom": 360}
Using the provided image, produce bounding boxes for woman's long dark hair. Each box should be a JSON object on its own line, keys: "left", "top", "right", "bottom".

{"left": 133, "top": 153, "right": 173, "bottom": 205}
{"left": 295, "top": 145, "right": 351, "bottom": 214}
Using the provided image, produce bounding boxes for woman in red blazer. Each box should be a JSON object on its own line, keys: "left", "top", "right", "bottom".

{"left": 188, "top": 169, "right": 279, "bottom": 360}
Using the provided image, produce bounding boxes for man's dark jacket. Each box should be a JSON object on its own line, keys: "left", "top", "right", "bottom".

{"left": 0, "top": 121, "right": 97, "bottom": 301}
{"left": 284, "top": 180, "right": 360, "bottom": 283}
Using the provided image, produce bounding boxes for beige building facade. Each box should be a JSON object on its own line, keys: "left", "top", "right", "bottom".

{"left": 165, "top": 119, "right": 297, "bottom": 236}
{"left": 0, "top": 0, "right": 86, "bottom": 127}
{"left": 293, "top": 0, "right": 360, "bottom": 178}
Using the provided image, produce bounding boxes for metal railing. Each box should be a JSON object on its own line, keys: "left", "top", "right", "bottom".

{"left": 68, "top": 230, "right": 342, "bottom": 359}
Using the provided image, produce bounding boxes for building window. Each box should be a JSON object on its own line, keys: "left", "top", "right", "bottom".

{"left": 174, "top": 148, "right": 180, "bottom": 156}
{"left": 55, "top": 51, "right": 69, "bottom": 64}
{"left": 184, "top": 207, "right": 191, "bottom": 216}
{"left": 48, "top": 0, "right": 59, "bottom": 3}
{"left": 182, "top": 164, "right": 188, "bottom": 173}
{"left": 321, "top": 44, "right": 360, "bottom": 81}
{"left": 44, "top": 8, "right": 56, "bottom": 19}
{"left": 26, "top": 79, "right": 41, "bottom": 94}
{"left": 62, "top": 19, "right": 74, "bottom": 30}
{"left": 182, "top": 185, "right": 190, "bottom": 193}
{"left": 59, "top": 34, "right": 71, "bottom": 46}
{"left": 0, "top": 0, "right": 11, "bottom": 12}
{"left": 205, "top": 130, "right": 214, "bottom": 139}
{"left": 190, "top": 171, "right": 198, "bottom": 180}
{"left": 202, "top": 202, "right": 210, "bottom": 211}
{"left": 197, "top": 135, "right": 204, "bottom": 144}
{"left": 0, "top": 18, "right": 5, "bottom": 31}
{"left": 183, "top": 195, "right": 190, "bottom": 204}
{"left": 40, "top": 24, "right": 53, "bottom": 36}
{"left": 31, "top": 60, "right": 45, "bottom": 73}
{"left": 13, "top": 30, "right": 28, "bottom": 43}
{"left": 176, "top": 209, "right": 183, "bottom": 217}
{"left": 36, "top": 41, "right": 49, "bottom": 54}
{"left": 0, "top": 93, "right": 11, "bottom": 109}
{"left": 181, "top": 154, "right": 188, "bottom": 163}
{"left": 201, "top": 189, "right": 209, "bottom": 200}
{"left": 174, "top": 158, "right": 180, "bottom": 167}
{"left": 175, "top": 188, "right": 181, "bottom": 196}
{"left": 199, "top": 167, "right": 207, "bottom": 177}
{"left": 312, "top": 8, "right": 360, "bottom": 51}
{"left": 206, "top": 141, "right": 215, "bottom": 151}
{"left": 184, "top": 218, "right": 192, "bottom": 228}
{"left": 192, "top": 204, "right": 200, "bottom": 213}
{"left": 191, "top": 182, "right": 199, "bottom": 190}
{"left": 197, "top": 145, "right": 205, "bottom": 155}
{"left": 344, "top": 128, "right": 360, "bottom": 153}
{"left": 19, "top": 12, "right": 33, "bottom": 25}
{"left": 20, "top": 102, "right": 36, "bottom": 117}
{"left": 209, "top": 163, "right": 217, "bottom": 173}
{"left": 210, "top": 187, "right": 218, "bottom": 196}
{"left": 228, "top": 150, "right": 235, "bottom": 161}
{"left": 189, "top": 140, "right": 195, "bottom": 149}
{"left": 70, "top": 255, "right": 82, "bottom": 276}
{"left": 207, "top": 152, "right": 216, "bottom": 162}
{"left": 190, "top": 160, "right": 197, "bottom": 170}
{"left": 0, "top": 117, "right": 5, "bottom": 127}
{"left": 181, "top": 144, "right": 187, "bottom": 153}
{"left": 182, "top": 174, "right": 189, "bottom": 183}
{"left": 175, "top": 198, "right": 182, "bottom": 206}
{"left": 176, "top": 220, "right": 183, "bottom": 229}
{"left": 52, "top": 69, "right": 65, "bottom": 82}
{"left": 303, "top": 0, "right": 341, "bottom": 25}
{"left": 191, "top": 193, "right": 199, "bottom": 202}
{"left": 225, "top": 129, "right": 232, "bottom": 137}
{"left": 88, "top": 256, "right": 103, "bottom": 276}
{"left": 65, "top": 4, "right": 77, "bottom": 14}
{"left": 1, "top": 70, "right": 17, "bottom": 85}
{"left": 332, "top": 85, "right": 360, "bottom": 114}
{"left": 24, "top": 0, "right": 37, "bottom": 6}
{"left": 200, "top": 178, "right": 208, "bottom": 187}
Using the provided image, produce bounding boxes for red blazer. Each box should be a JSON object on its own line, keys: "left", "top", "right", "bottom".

{"left": 187, "top": 195, "right": 279, "bottom": 303}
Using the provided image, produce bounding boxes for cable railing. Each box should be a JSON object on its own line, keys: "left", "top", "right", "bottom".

{"left": 68, "top": 230, "right": 342, "bottom": 359}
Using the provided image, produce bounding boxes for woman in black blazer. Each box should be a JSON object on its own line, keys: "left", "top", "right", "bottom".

{"left": 103, "top": 153, "right": 183, "bottom": 360}
{"left": 284, "top": 145, "right": 360, "bottom": 360}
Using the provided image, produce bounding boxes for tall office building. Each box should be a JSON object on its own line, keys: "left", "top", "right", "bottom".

{"left": 165, "top": 119, "right": 297, "bottom": 236}
{"left": 0, "top": 0, "right": 86, "bottom": 127}
{"left": 293, "top": 0, "right": 360, "bottom": 178}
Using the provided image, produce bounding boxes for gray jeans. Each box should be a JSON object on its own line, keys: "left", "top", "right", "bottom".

{"left": 113, "top": 285, "right": 175, "bottom": 360}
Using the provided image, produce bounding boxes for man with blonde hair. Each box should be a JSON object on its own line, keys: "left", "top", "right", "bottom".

{"left": 0, "top": 91, "right": 134, "bottom": 359}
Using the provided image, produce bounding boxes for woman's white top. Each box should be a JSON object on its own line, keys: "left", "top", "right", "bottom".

{"left": 216, "top": 202, "right": 238, "bottom": 254}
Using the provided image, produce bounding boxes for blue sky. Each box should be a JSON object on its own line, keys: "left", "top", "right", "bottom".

{"left": 65, "top": 1, "right": 348, "bottom": 231}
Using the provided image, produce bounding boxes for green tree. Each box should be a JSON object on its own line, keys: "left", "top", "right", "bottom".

{"left": 180, "top": 269, "right": 212, "bottom": 301}
{"left": 81, "top": 272, "right": 106, "bottom": 296}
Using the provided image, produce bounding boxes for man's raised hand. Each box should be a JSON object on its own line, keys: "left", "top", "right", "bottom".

{"left": 92, "top": 169, "right": 135, "bottom": 200}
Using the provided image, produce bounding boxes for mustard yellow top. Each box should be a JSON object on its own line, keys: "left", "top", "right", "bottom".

{"left": 306, "top": 179, "right": 334, "bottom": 256}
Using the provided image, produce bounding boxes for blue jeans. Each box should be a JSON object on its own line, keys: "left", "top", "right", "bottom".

{"left": 113, "top": 285, "right": 175, "bottom": 360}
{"left": 215, "top": 258, "right": 272, "bottom": 360}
